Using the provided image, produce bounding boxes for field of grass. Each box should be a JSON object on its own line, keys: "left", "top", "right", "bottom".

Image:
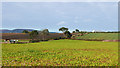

{"left": 2, "top": 39, "right": 118, "bottom": 66}
{"left": 75, "top": 33, "right": 118, "bottom": 40}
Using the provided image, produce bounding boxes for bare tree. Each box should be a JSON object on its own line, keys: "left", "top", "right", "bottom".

{"left": 40, "top": 29, "right": 49, "bottom": 40}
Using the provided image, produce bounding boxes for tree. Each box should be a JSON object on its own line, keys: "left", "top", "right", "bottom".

{"left": 64, "top": 31, "right": 72, "bottom": 38}
{"left": 59, "top": 27, "right": 72, "bottom": 39}
{"left": 22, "top": 30, "right": 29, "bottom": 33}
{"left": 40, "top": 29, "right": 49, "bottom": 40}
{"left": 59, "top": 27, "right": 68, "bottom": 33}
{"left": 29, "top": 30, "right": 39, "bottom": 40}
{"left": 72, "top": 31, "right": 76, "bottom": 33}
{"left": 75, "top": 29, "right": 79, "bottom": 33}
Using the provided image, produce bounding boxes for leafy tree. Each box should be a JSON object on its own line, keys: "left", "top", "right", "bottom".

{"left": 59, "top": 27, "right": 72, "bottom": 38}
{"left": 75, "top": 29, "right": 79, "bottom": 33}
{"left": 64, "top": 31, "right": 72, "bottom": 38}
{"left": 40, "top": 29, "right": 49, "bottom": 40}
{"left": 22, "top": 30, "right": 29, "bottom": 33}
{"left": 29, "top": 30, "right": 39, "bottom": 40}
{"left": 72, "top": 31, "right": 76, "bottom": 33}
{"left": 59, "top": 27, "right": 68, "bottom": 33}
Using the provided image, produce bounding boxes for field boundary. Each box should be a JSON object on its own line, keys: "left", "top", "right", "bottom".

{"left": 71, "top": 39, "right": 120, "bottom": 42}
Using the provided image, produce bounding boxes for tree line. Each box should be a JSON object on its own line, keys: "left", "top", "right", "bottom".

{"left": 22, "top": 27, "right": 72, "bottom": 40}
{"left": 22, "top": 27, "right": 120, "bottom": 42}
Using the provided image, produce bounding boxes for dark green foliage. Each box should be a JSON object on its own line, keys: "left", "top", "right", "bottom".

{"left": 59, "top": 37, "right": 66, "bottom": 39}
{"left": 72, "top": 31, "right": 76, "bottom": 33}
{"left": 59, "top": 27, "right": 68, "bottom": 33}
{"left": 59, "top": 27, "right": 72, "bottom": 38}
{"left": 53, "top": 38, "right": 60, "bottom": 40}
{"left": 29, "top": 30, "right": 39, "bottom": 40}
{"left": 72, "top": 29, "right": 88, "bottom": 34}
{"left": 48, "top": 37, "right": 66, "bottom": 40}
{"left": 79, "top": 31, "right": 87, "bottom": 33}
{"left": 22, "top": 30, "right": 29, "bottom": 33}
{"left": 29, "top": 40, "right": 40, "bottom": 43}
{"left": 29, "top": 39, "right": 49, "bottom": 43}
{"left": 75, "top": 29, "right": 79, "bottom": 33}
{"left": 64, "top": 31, "right": 72, "bottom": 38}
{"left": 53, "top": 37, "right": 66, "bottom": 40}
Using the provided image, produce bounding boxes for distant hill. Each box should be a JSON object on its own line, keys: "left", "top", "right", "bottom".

{"left": 0, "top": 29, "right": 11, "bottom": 33}
{"left": 0, "top": 29, "right": 34, "bottom": 33}
{"left": 12, "top": 29, "right": 34, "bottom": 33}
{"left": 0, "top": 29, "right": 57, "bottom": 33}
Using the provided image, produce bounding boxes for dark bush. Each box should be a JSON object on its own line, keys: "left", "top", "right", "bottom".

{"left": 53, "top": 37, "right": 60, "bottom": 40}
{"left": 16, "top": 42, "right": 28, "bottom": 44}
{"left": 49, "top": 37, "right": 63, "bottom": 40}
{"left": 29, "top": 40, "right": 40, "bottom": 43}
{"left": 60, "top": 37, "right": 66, "bottom": 39}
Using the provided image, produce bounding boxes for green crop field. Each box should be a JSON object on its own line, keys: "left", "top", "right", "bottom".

{"left": 75, "top": 33, "right": 119, "bottom": 40}
{"left": 2, "top": 39, "right": 118, "bottom": 66}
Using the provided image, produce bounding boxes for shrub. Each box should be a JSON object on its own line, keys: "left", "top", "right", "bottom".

{"left": 47, "top": 37, "right": 66, "bottom": 40}
{"left": 53, "top": 37, "right": 60, "bottom": 40}
{"left": 61, "top": 37, "right": 66, "bottom": 39}
{"left": 29, "top": 40, "right": 40, "bottom": 43}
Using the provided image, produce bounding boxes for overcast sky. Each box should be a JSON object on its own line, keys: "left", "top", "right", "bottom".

{"left": 2, "top": 2, "right": 118, "bottom": 32}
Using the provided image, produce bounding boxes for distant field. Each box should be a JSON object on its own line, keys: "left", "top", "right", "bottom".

{"left": 2, "top": 39, "right": 118, "bottom": 66}
{"left": 75, "top": 33, "right": 119, "bottom": 40}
